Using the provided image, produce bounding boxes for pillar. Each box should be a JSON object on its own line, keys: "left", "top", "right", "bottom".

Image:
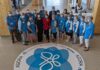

{"left": 93, "top": 0, "right": 100, "bottom": 34}
{"left": 87, "top": 0, "right": 91, "bottom": 9}
{"left": 0, "top": 0, "right": 11, "bottom": 36}
{"left": 78, "top": 0, "right": 82, "bottom": 7}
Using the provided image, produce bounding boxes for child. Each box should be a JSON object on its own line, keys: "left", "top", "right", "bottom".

{"left": 51, "top": 15, "right": 57, "bottom": 42}
{"left": 84, "top": 16, "right": 95, "bottom": 51}
{"left": 58, "top": 14, "right": 65, "bottom": 39}
{"left": 20, "top": 13, "right": 28, "bottom": 45}
{"left": 72, "top": 16, "right": 79, "bottom": 44}
{"left": 65, "top": 16, "right": 73, "bottom": 42}
{"left": 7, "top": 12, "right": 17, "bottom": 43}
{"left": 27, "top": 17, "right": 37, "bottom": 43}
{"left": 79, "top": 16, "right": 86, "bottom": 47}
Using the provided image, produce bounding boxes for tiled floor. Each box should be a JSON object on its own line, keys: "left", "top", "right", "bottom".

{"left": 0, "top": 36, "right": 100, "bottom": 70}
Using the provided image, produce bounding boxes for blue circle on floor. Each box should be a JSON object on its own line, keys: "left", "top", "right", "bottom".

{"left": 14, "top": 43, "right": 85, "bottom": 70}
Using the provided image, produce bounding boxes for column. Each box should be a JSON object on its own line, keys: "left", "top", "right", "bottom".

{"left": 0, "top": 0, "right": 11, "bottom": 36}
{"left": 93, "top": 0, "right": 100, "bottom": 34}
{"left": 87, "top": 0, "right": 91, "bottom": 9}
{"left": 78, "top": 0, "right": 82, "bottom": 7}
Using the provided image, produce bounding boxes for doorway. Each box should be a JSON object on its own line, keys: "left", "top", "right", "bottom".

{"left": 43, "top": 0, "right": 67, "bottom": 13}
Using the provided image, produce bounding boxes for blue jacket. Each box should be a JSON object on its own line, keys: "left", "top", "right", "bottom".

{"left": 39, "top": 10, "right": 45, "bottom": 18}
{"left": 65, "top": 20, "right": 72, "bottom": 32}
{"left": 20, "top": 17, "right": 28, "bottom": 33}
{"left": 51, "top": 20, "right": 57, "bottom": 33}
{"left": 28, "top": 21, "right": 36, "bottom": 34}
{"left": 73, "top": 21, "right": 79, "bottom": 34}
{"left": 79, "top": 21, "right": 86, "bottom": 36}
{"left": 58, "top": 17, "right": 65, "bottom": 32}
{"left": 84, "top": 22, "right": 95, "bottom": 39}
{"left": 7, "top": 16, "right": 16, "bottom": 31}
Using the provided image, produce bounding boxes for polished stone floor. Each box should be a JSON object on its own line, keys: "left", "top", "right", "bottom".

{"left": 0, "top": 36, "right": 100, "bottom": 70}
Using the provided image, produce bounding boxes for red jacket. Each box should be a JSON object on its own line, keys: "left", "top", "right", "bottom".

{"left": 43, "top": 18, "right": 50, "bottom": 30}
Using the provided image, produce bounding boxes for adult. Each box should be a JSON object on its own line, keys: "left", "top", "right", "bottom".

{"left": 35, "top": 14, "right": 43, "bottom": 42}
{"left": 11, "top": 0, "right": 17, "bottom": 9}
{"left": 39, "top": 6, "right": 46, "bottom": 19}
{"left": 43, "top": 14, "right": 50, "bottom": 42}
{"left": 49, "top": 6, "right": 57, "bottom": 21}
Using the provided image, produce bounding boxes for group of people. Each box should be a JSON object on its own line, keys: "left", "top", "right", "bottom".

{"left": 6, "top": 6, "right": 95, "bottom": 51}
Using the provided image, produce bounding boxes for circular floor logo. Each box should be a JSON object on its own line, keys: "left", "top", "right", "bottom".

{"left": 14, "top": 43, "right": 85, "bottom": 70}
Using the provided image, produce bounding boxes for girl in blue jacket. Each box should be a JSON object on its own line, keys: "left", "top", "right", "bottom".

{"left": 20, "top": 13, "right": 28, "bottom": 45}
{"left": 65, "top": 16, "right": 73, "bottom": 42}
{"left": 58, "top": 14, "right": 65, "bottom": 39}
{"left": 79, "top": 16, "right": 86, "bottom": 47}
{"left": 72, "top": 16, "right": 79, "bottom": 44}
{"left": 27, "top": 17, "right": 37, "bottom": 43}
{"left": 51, "top": 15, "right": 57, "bottom": 42}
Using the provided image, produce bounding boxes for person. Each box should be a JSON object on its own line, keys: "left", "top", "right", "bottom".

{"left": 35, "top": 14, "right": 43, "bottom": 42}
{"left": 11, "top": 0, "right": 17, "bottom": 9}
{"left": 58, "top": 14, "right": 65, "bottom": 39}
{"left": 79, "top": 16, "right": 86, "bottom": 47}
{"left": 72, "top": 16, "right": 79, "bottom": 44}
{"left": 34, "top": 9, "right": 38, "bottom": 18}
{"left": 39, "top": 6, "right": 46, "bottom": 19}
{"left": 63, "top": 9, "right": 69, "bottom": 14}
{"left": 31, "top": 11, "right": 35, "bottom": 20}
{"left": 16, "top": 0, "right": 21, "bottom": 9}
{"left": 6, "top": 11, "right": 17, "bottom": 43}
{"left": 43, "top": 14, "right": 50, "bottom": 42}
{"left": 25, "top": 9, "right": 32, "bottom": 22}
{"left": 13, "top": 10, "right": 21, "bottom": 42}
{"left": 50, "top": 15, "right": 57, "bottom": 42}
{"left": 65, "top": 16, "right": 73, "bottom": 42}
{"left": 49, "top": 6, "right": 57, "bottom": 21}
{"left": 20, "top": 13, "right": 28, "bottom": 45}
{"left": 27, "top": 17, "right": 37, "bottom": 43}
{"left": 56, "top": 10, "right": 61, "bottom": 25}
{"left": 75, "top": 3, "right": 78, "bottom": 13}
{"left": 84, "top": 16, "right": 95, "bottom": 51}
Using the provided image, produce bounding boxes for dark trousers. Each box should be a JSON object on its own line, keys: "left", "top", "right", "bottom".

{"left": 15, "top": 30, "right": 21, "bottom": 41}
{"left": 12, "top": 0, "right": 17, "bottom": 9}
{"left": 10, "top": 29, "right": 21, "bottom": 43}
{"left": 10, "top": 29, "right": 17, "bottom": 43}
{"left": 37, "top": 30, "right": 43, "bottom": 42}
{"left": 53, "top": 32, "right": 57, "bottom": 39}
{"left": 44, "top": 30, "right": 50, "bottom": 41}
